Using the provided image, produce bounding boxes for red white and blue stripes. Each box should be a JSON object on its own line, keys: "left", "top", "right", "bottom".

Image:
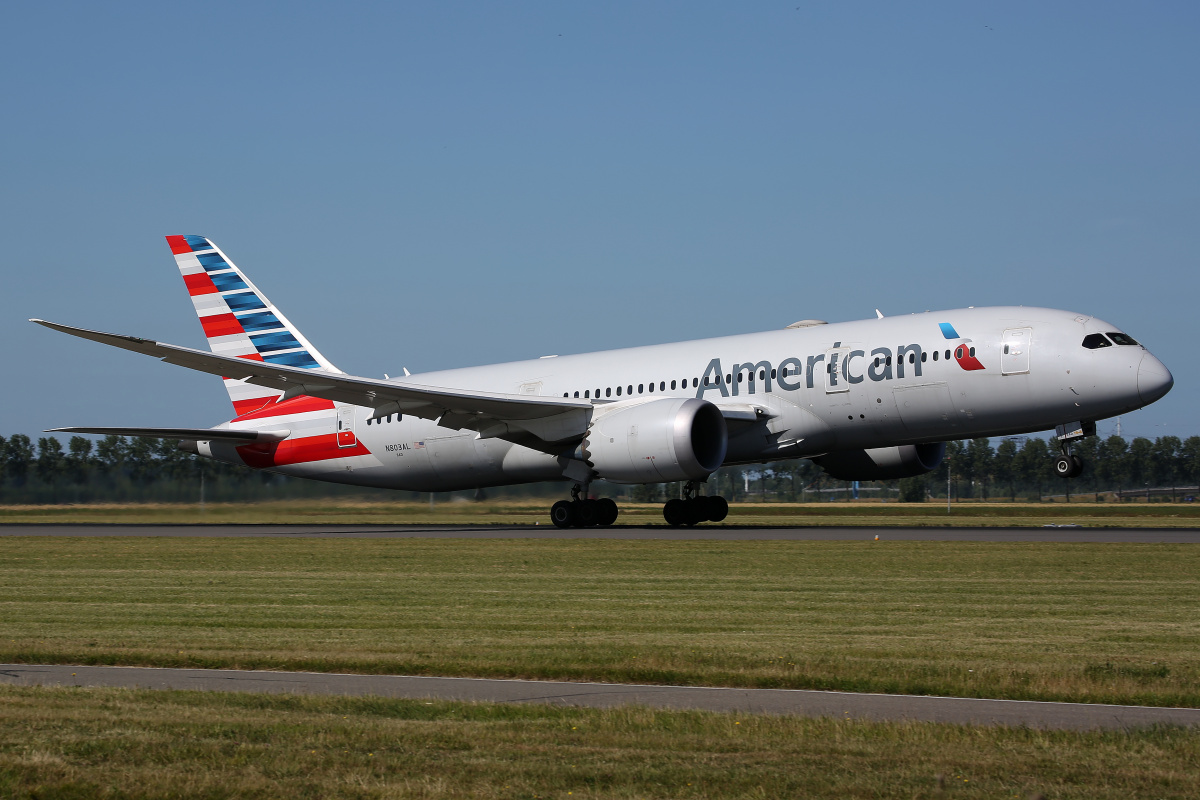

{"left": 166, "top": 235, "right": 341, "bottom": 417}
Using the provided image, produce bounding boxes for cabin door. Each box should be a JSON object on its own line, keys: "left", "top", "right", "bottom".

{"left": 1001, "top": 328, "right": 1032, "bottom": 375}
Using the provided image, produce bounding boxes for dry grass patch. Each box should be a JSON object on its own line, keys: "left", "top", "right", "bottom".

{"left": 1, "top": 686, "right": 1199, "bottom": 799}
{"left": 2, "top": 538, "right": 1200, "bottom": 706}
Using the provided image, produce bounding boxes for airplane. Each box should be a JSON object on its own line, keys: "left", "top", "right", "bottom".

{"left": 33, "top": 235, "right": 1173, "bottom": 528}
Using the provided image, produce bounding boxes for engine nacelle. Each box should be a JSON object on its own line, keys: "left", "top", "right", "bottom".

{"left": 583, "top": 398, "right": 727, "bottom": 484}
{"left": 813, "top": 442, "right": 945, "bottom": 481}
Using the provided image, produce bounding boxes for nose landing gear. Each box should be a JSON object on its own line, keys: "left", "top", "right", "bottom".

{"left": 1053, "top": 420, "right": 1094, "bottom": 479}
{"left": 663, "top": 480, "right": 729, "bottom": 526}
{"left": 550, "top": 483, "right": 619, "bottom": 529}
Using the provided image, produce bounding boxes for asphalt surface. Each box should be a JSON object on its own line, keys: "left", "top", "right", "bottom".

{"left": 3, "top": 664, "right": 1197, "bottom": 731}
{"left": 0, "top": 523, "right": 1197, "bottom": 541}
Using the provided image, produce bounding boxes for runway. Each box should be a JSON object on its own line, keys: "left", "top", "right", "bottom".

{"left": 0, "top": 523, "right": 1197, "bottom": 542}
{"left": 3, "top": 664, "right": 1197, "bottom": 731}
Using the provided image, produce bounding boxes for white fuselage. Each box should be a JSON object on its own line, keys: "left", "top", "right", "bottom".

{"left": 211, "top": 306, "right": 1171, "bottom": 491}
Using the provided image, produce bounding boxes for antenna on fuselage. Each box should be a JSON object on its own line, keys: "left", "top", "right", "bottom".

{"left": 875, "top": 309, "right": 884, "bottom": 319}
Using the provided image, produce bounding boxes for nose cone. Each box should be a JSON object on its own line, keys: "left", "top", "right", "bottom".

{"left": 1138, "top": 354, "right": 1173, "bottom": 405}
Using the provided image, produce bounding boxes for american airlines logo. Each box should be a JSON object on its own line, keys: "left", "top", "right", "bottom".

{"left": 695, "top": 323, "right": 984, "bottom": 399}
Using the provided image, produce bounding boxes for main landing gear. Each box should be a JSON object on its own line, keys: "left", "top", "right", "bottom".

{"left": 550, "top": 483, "right": 619, "bottom": 529}
{"left": 1053, "top": 420, "right": 1094, "bottom": 479}
{"left": 663, "top": 481, "right": 729, "bottom": 527}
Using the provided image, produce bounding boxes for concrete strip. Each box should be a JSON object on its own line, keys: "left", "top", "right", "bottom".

{"left": 2, "top": 664, "right": 1197, "bottom": 731}
{"left": 0, "top": 524, "right": 1197, "bottom": 542}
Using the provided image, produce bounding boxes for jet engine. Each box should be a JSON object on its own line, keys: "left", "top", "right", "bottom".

{"left": 813, "top": 442, "right": 945, "bottom": 481}
{"left": 582, "top": 398, "right": 727, "bottom": 483}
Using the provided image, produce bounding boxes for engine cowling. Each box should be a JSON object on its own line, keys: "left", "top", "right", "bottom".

{"left": 813, "top": 442, "right": 945, "bottom": 481}
{"left": 583, "top": 398, "right": 727, "bottom": 484}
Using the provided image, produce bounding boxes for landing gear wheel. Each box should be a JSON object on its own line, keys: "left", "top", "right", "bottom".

{"left": 689, "top": 496, "right": 712, "bottom": 525}
{"left": 550, "top": 500, "right": 577, "bottom": 529}
{"left": 707, "top": 495, "right": 729, "bottom": 522}
{"left": 597, "top": 498, "right": 618, "bottom": 526}
{"left": 1069, "top": 454, "right": 1084, "bottom": 478}
{"left": 1053, "top": 455, "right": 1074, "bottom": 479}
{"left": 663, "top": 498, "right": 686, "bottom": 527}
{"left": 577, "top": 499, "right": 600, "bottom": 528}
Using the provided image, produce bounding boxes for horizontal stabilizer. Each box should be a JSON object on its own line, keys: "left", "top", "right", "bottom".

{"left": 48, "top": 426, "right": 289, "bottom": 442}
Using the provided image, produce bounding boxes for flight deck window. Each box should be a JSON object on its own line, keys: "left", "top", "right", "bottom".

{"left": 1108, "top": 332, "right": 1140, "bottom": 346}
{"left": 1082, "top": 333, "right": 1113, "bottom": 349}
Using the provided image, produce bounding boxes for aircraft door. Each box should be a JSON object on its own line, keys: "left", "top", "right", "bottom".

{"left": 1001, "top": 328, "right": 1032, "bottom": 375}
{"left": 336, "top": 406, "right": 357, "bottom": 448}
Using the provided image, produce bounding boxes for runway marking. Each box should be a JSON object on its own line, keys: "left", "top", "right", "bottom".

{"left": 3, "top": 664, "right": 1198, "bottom": 731}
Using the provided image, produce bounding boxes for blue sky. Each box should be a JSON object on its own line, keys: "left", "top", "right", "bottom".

{"left": 3, "top": 1, "right": 1196, "bottom": 442}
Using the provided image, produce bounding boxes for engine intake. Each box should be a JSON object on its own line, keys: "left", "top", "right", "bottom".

{"left": 583, "top": 398, "right": 727, "bottom": 484}
{"left": 813, "top": 442, "right": 945, "bottom": 481}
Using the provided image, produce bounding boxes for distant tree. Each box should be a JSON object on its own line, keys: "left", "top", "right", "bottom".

{"left": 968, "top": 438, "right": 995, "bottom": 500}
{"left": 942, "top": 440, "right": 967, "bottom": 500}
{"left": 1182, "top": 437, "right": 1200, "bottom": 488}
{"left": 1096, "top": 435, "right": 1129, "bottom": 495}
{"left": 66, "top": 436, "right": 93, "bottom": 485}
{"left": 898, "top": 475, "right": 927, "bottom": 502}
{"left": 993, "top": 438, "right": 1018, "bottom": 501}
{"left": 1127, "top": 437, "right": 1154, "bottom": 493}
{"left": 36, "top": 437, "right": 66, "bottom": 501}
{"left": 95, "top": 435, "right": 128, "bottom": 475}
{"left": 1151, "top": 436, "right": 1182, "bottom": 490}
{"left": 1014, "top": 438, "right": 1051, "bottom": 500}
{"left": 0, "top": 434, "right": 6, "bottom": 485}
{"left": 1072, "top": 436, "right": 1101, "bottom": 500}
{"left": 6, "top": 434, "right": 34, "bottom": 487}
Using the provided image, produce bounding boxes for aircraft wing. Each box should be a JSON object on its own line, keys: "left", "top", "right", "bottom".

{"left": 32, "top": 319, "right": 593, "bottom": 447}
{"left": 47, "top": 426, "right": 288, "bottom": 442}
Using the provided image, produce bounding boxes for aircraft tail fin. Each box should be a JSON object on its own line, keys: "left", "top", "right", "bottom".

{"left": 165, "top": 235, "right": 341, "bottom": 417}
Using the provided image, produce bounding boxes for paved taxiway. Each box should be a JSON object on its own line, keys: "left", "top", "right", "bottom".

{"left": 0, "top": 523, "right": 1196, "bottom": 541}
{"left": 3, "top": 664, "right": 1197, "bottom": 731}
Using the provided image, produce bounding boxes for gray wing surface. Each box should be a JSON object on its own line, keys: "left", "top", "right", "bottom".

{"left": 32, "top": 319, "right": 592, "bottom": 448}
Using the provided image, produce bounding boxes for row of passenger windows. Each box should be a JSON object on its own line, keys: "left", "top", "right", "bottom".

{"left": 365, "top": 414, "right": 398, "bottom": 425}
{"left": 559, "top": 346, "right": 977, "bottom": 398}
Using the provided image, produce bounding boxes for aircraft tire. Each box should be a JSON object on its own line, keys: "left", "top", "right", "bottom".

{"left": 550, "top": 500, "right": 576, "bottom": 529}
{"left": 1053, "top": 455, "right": 1074, "bottom": 478}
{"left": 597, "top": 498, "right": 619, "bottom": 526}
{"left": 663, "top": 498, "right": 686, "bottom": 527}
{"left": 576, "top": 499, "right": 600, "bottom": 528}
{"left": 1069, "top": 454, "right": 1085, "bottom": 478}
{"left": 707, "top": 495, "right": 729, "bottom": 522}
{"left": 687, "top": 496, "right": 711, "bottom": 526}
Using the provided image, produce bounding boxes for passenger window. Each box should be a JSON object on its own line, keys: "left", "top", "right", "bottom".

{"left": 738, "top": 373, "right": 743, "bottom": 383}
{"left": 921, "top": 352, "right": 927, "bottom": 362}
{"left": 886, "top": 357, "right": 892, "bottom": 366}
{"left": 909, "top": 353, "right": 915, "bottom": 364}
{"left": 945, "top": 349, "right": 951, "bottom": 360}
{"left": 627, "top": 385, "right": 633, "bottom": 395}
{"left": 969, "top": 347, "right": 975, "bottom": 357}
{"left": 933, "top": 351, "right": 938, "bottom": 361}
{"left": 671, "top": 380, "right": 677, "bottom": 390}
{"left": 638, "top": 384, "right": 644, "bottom": 394}
{"left": 956, "top": 347, "right": 963, "bottom": 359}
{"left": 759, "top": 370, "right": 766, "bottom": 381}
{"left": 874, "top": 357, "right": 879, "bottom": 367}
{"left": 704, "top": 377, "right": 710, "bottom": 386}
{"left": 660, "top": 381, "right": 665, "bottom": 391}
{"left": 605, "top": 388, "right": 611, "bottom": 397}
{"left": 1107, "top": 332, "right": 1139, "bottom": 346}
{"left": 725, "top": 374, "right": 731, "bottom": 384}
{"left": 771, "top": 369, "right": 776, "bottom": 379}
{"left": 584, "top": 390, "right": 590, "bottom": 398}
{"left": 617, "top": 386, "right": 622, "bottom": 396}
{"left": 692, "top": 378, "right": 698, "bottom": 388}
{"left": 574, "top": 391, "right": 580, "bottom": 398}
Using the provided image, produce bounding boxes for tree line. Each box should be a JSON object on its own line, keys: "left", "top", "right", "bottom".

{"left": 1, "top": 432, "right": 1198, "bottom": 504}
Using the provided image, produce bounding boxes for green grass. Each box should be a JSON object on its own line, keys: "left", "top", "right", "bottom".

{"left": 2, "top": 498, "right": 1200, "bottom": 526}
{"left": 2, "top": 686, "right": 1198, "bottom": 799}
{"left": 2, "top": 537, "right": 1200, "bottom": 706}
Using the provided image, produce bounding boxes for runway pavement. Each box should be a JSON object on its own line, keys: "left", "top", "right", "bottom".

{"left": 3, "top": 664, "right": 1197, "bottom": 731}
{"left": 0, "top": 523, "right": 1197, "bottom": 541}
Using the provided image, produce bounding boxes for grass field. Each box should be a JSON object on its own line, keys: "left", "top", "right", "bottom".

{"left": 2, "top": 686, "right": 1198, "bottom": 799}
{"left": 3, "top": 498, "right": 1200, "bottom": 526}
{"left": 2, "top": 537, "right": 1199, "bottom": 707}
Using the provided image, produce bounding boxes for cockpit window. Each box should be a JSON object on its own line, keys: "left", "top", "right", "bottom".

{"left": 1082, "top": 333, "right": 1112, "bottom": 349}
{"left": 1107, "top": 332, "right": 1140, "bottom": 346}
